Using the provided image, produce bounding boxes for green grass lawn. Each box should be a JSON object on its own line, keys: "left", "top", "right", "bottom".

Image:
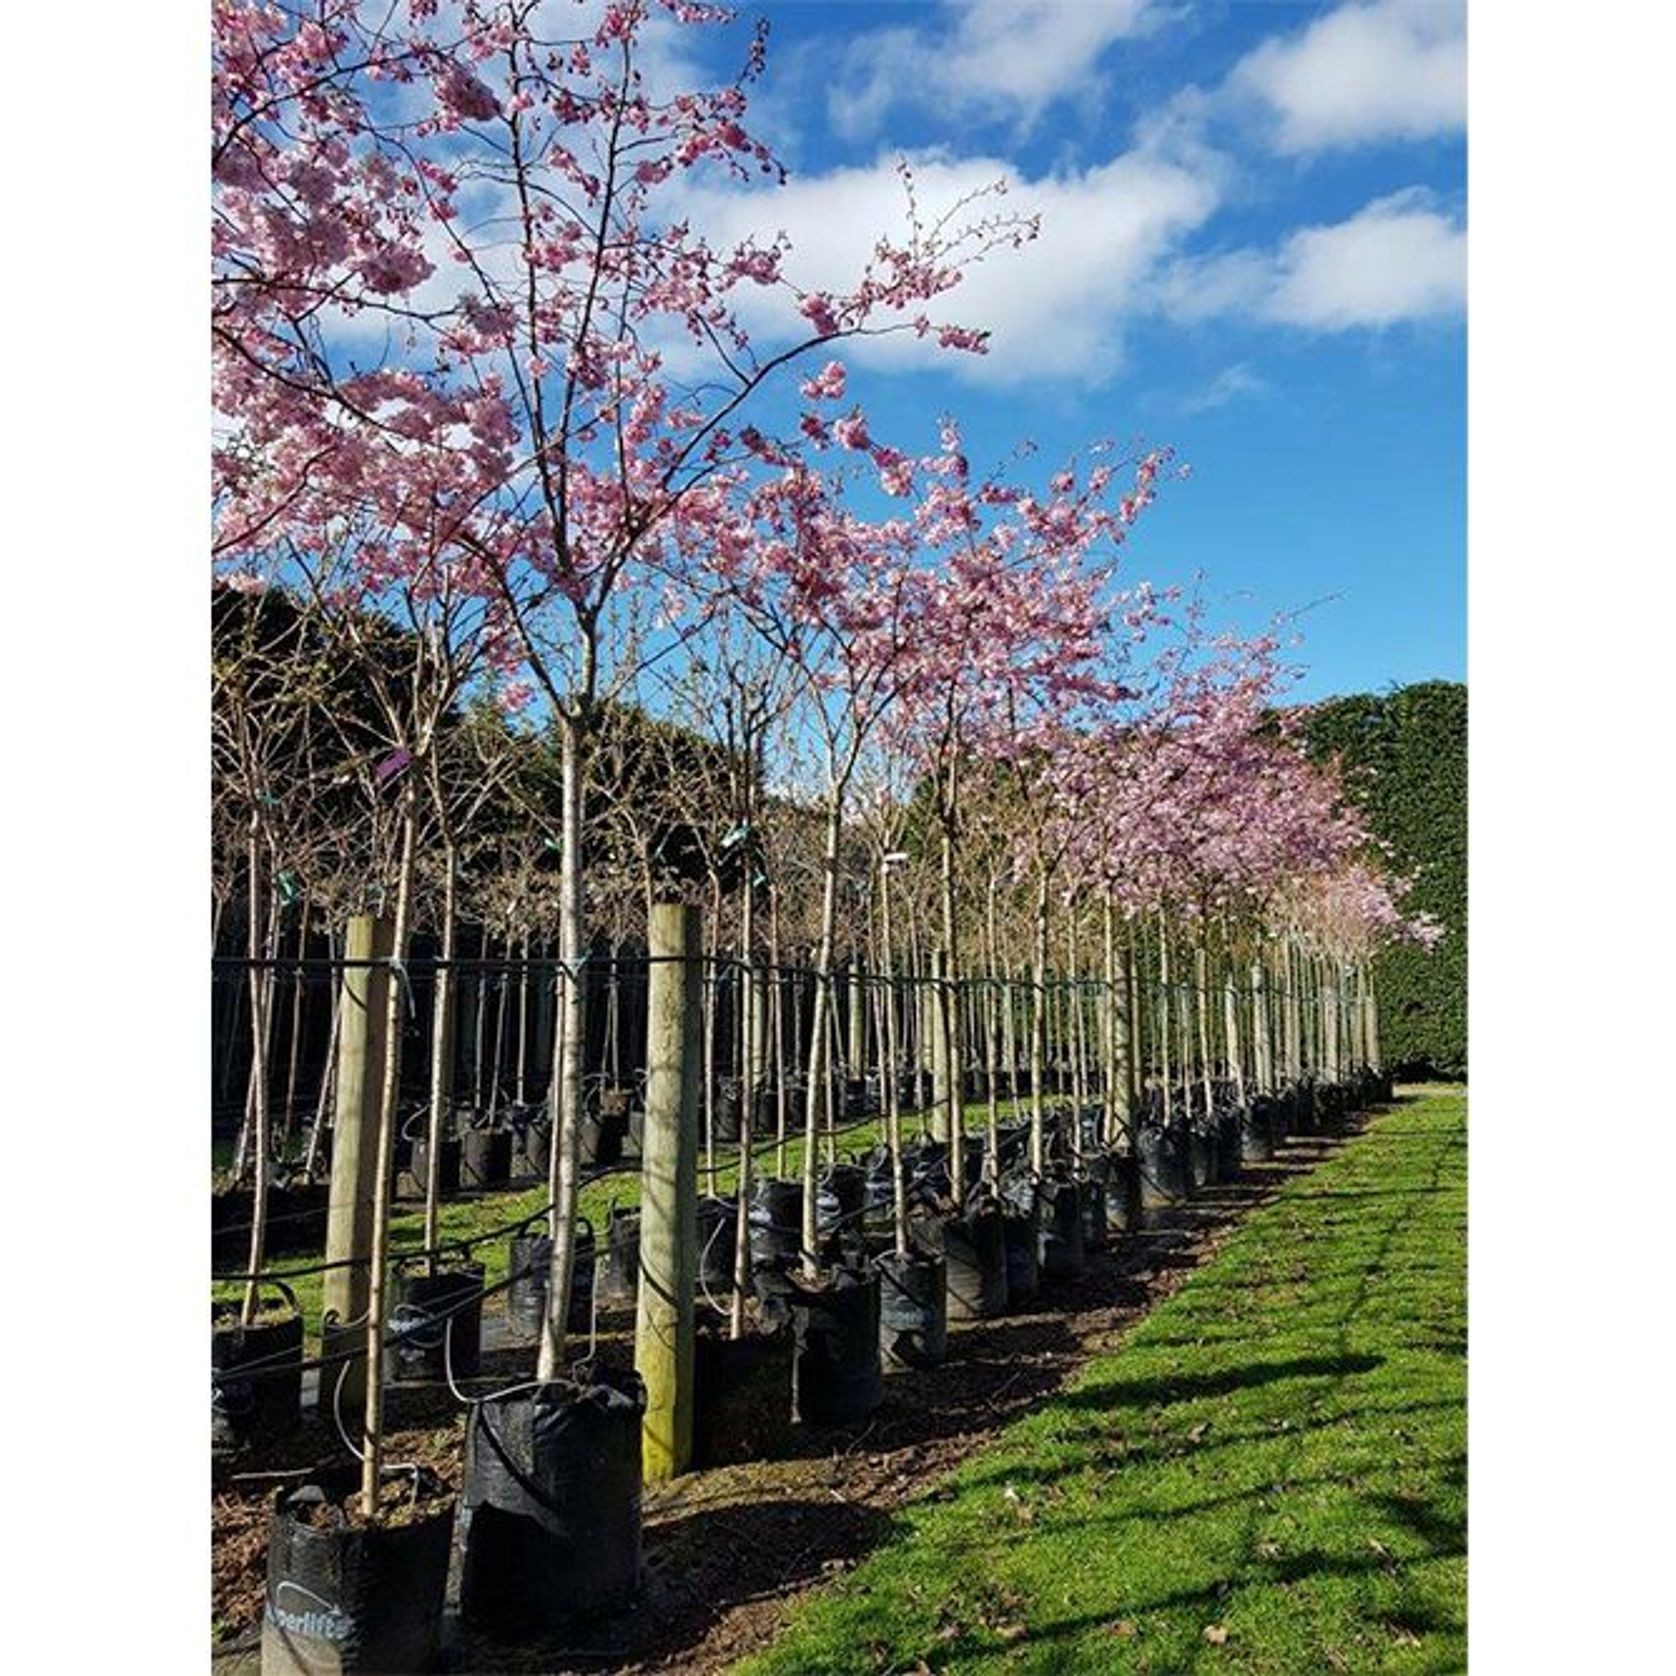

{"left": 739, "top": 1087, "right": 1467, "bottom": 1676}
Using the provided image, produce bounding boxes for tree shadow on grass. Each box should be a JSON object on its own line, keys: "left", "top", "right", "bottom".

{"left": 912, "top": 1543, "right": 1466, "bottom": 1674}
{"left": 1060, "top": 1351, "right": 1385, "bottom": 1413}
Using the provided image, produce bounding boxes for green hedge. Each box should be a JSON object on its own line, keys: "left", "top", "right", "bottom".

{"left": 1303, "top": 682, "right": 1466, "bottom": 1078}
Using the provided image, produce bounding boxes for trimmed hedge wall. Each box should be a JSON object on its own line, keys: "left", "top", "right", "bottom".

{"left": 1303, "top": 682, "right": 1466, "bottom": 1078}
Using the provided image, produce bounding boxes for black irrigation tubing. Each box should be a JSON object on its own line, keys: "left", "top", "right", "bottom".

{"left": 216, "top": 1124, "right": 1147, "bottom": 1391}
{"left": 214, "top": 1261, "right": 542, "bottom": 1386}
{"left": 212, "top": 1098, "right": 942, "bottom": 1284}
{"left": 214, "top": 951, "right": 1303, "bottom": 997}
{"left": 215, "top": 1079, "right": 1357, "bottom": 1373}
{"left": 212, "top": 1187, "right": 563, "bottom": 1285}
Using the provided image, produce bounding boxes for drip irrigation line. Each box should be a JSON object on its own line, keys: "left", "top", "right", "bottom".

{"left": 216, "top": 1098, "right": 930, "bottom": 1286}
{"left": 213, "top": 950, "right": 1300, "bottom": 1004}
{"left": 214, "top": 1070, "right": 1365, "bottom": 1387}
{"left": 215, "top": 1259, "right": 538, "bottom": 1386}
{"left": 213, "top": 1070, "right": 1350, "bottom": 1283}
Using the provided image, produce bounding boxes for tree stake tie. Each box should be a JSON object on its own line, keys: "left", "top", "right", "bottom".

{"left": 387, "top": 957, "right": 416, "bottom": 1020}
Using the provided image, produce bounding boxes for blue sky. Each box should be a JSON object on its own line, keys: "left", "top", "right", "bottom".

{"left": 671, "top": 0, "right": 1466, "bottom": 701}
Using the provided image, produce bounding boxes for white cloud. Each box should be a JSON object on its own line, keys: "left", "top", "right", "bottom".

{"left": 1268, "top": 188, "right": 1466, "bottom": 327}
{"left": 1178, "top": 362, "right": 1268, "bottom": 414}
{"left": 676, "top": 143, "right": 1221, "bottom": 386}
{"left": 825, "top": 0, "right": 1162, "bottom": 140}
{"left": 1156, "top": 188, "right": 1466, "bottom": 331}
{"left": 1229, "top": 0, "right": 1466, "bottom": 154}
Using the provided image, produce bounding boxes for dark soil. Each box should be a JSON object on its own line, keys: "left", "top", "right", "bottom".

{"left": 292, "top": 1470, "right": 454, "bottom": 1532}
{"left": 211, "top": 1123, "right": 1363, "bottom": 1671}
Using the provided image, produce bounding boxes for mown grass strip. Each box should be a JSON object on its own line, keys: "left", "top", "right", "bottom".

{"left": 741, "top": 1088, "right": 1467, "bottom": 1676}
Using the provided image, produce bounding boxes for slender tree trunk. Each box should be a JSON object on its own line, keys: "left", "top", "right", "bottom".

{"left": 879, "top": 858, "right": 910, "bottom": 1256}
{"left": 1224, "top": 946, "right": 1246, "bottom": 1108}
{"left": 233, "top": 882, "right": 282, "bottom": 1185}
{"left": 984, "top": 875, "right": 1003, "bottom": 1185}
{"left": 304, "top": 935, "right": 342, "bottom": 1180}
{"left": 537, "top": 710, "right": 588, "bottom": 1381}
{"left": 241, "top": 824, "right": 273, "bottom": 1324}
{"left": 1067, "top": 910, "right": 1086, "bottom": 1168}
{"left": 1030, "top": 873, "right": 1050, "bottom": 1177}
{"left": 279, "top": 898, "right": 310, "bottom": 1154}
{"left": 800, "top": 793, "right": 843, "bottom": 1277}
{"left": 515, "top": 930, "right": 531, "bottom": 1106}
{"left": 938, "top": 815, "right": 964, "bottom": 1207}
{"left": 1251, "top": 956, "right": 1271, "bottom": 1096}
{"left": 471, "top": 931, "right": 488, "bottom": 1110}
{"left": 771, "top": 887, "right": 789, "bottom": 1180}
{"left": 424, "top": 845, "right": 458, "bottom": 1268}
{"left": 1157, "top": 913, "right": 1173, "bottom": 1129}
{"left": 361, "top": 789, "right": 419, "bottom": 1517}
{"left": 1195, "top": 942, "right": 1215, "bottom": 1121}
{"left": 1127, "top": 934, "right": 1144, "bottom": 1121}
{"left": 730, "top": 877, "right": 755, "bottom": 1339}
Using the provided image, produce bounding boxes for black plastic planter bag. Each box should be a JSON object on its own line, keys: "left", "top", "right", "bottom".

{"left": 1079, "top": 1170, "right": 1109, "bottom": 1253}
{"left": 877, "top": 1248, "right": 948, "bottom": 1369}
{"left": 823, "top": 1163, "right": 869, "bottom": 1234}
{"left": 1102, "top": 1149, "right": 1142, "bottom": 1235}
{"left": 693, "top": 1324, "right": 795, "bottom": 1467}
{"left": 507, "top": 1223, "right": 595, "bottom": 1340}
{"left": 998, "top": 1121, "right": 1031, "bottom": 1172}
{"left": 1002, "top": 1202, "right": 1040, "bottom": 1308}
{"left": 387, "top": 1260, "right": 484, "bottom": 1383}
{"left": 212, "top": 1183, "right": 330, "bottom": 1266}
{"left": 263, "top": 1474, "right": 453, "bottom": 1675}
{"left": 459, "top": 1372, "right": 646, "bottom": 1632}
{"left": 579, "top": 1105, "right": 624, "bottom": 1170}
{"left": 1292, "top": 1083, "right": 1318, "bottom": 1136}
{"left": 915, "top": 1139, "right": 952, "bottom": 1198}
{"left": 713, "top": 1080, "right": 743, "bottom": 1145}
{"left": 461, "top": 1127, "right": 512, "bottom": 1190}
{"left": 212, "top": 1283, "right": 303, "bottom": 1452}
{"left": 1241, "top": 1099, "right": 1276, "bottom": 1164}
{"left": 749, "top": 1178, "right": 803, "bottom": 1269}
{"left": 596, "top": 1207, "right": 641, "bottom": 1310}
{"left": 1137, "top": 1121, "right": 1185, "bottom": 1210}
{"left": 942, "top": 1198, "right": 1008, "bottom": 1320}
{"left": 789, "top": 1265, "right": 883, "bottom": 1426}
{"left": 317, "top": 1311, "right": 365, "bottom": 1428}
{"left": 1037, "top": 1178, "right": 1086, "bottom": 1280}
{"left": 408, "top": 1134, "right": 461, "bottom": 1201}
{"left": 841, "top": 1077, "right": 875, "bottom": 1119}
{"left": 512, "top": 1116, "right": 551, "bottom": 1181}
{"left": 697, "top": 1194, "right": 737, "bottom": 1296}
{"left": 1188, "top": 1123, "right": 1216, "bottom": 1190}
{"left": 862, "top": 1151, "right": 896, "bottom": 1232}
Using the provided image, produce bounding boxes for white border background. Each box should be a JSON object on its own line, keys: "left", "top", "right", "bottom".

{"left": 5, "top": 0, "right": 1674, "bottom": 1663}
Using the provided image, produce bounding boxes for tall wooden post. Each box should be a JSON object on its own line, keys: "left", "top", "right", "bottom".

{"left": 322, "top": 913, "right": 393, "bottom": 1416}
{"left": 636, "top": 901, "right": 700, "bottom": 1484}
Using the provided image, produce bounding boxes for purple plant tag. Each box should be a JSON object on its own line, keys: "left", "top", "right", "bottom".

{"left": 375, "top": 748, "right": 412, "bottom": 784}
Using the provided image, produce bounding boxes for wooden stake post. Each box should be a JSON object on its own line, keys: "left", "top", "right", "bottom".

{"left": 322, "top": 913, "right": 393, "bottom": 1416}
{"left": 636, "top": 901, "right": 701, "bottom": 1483}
